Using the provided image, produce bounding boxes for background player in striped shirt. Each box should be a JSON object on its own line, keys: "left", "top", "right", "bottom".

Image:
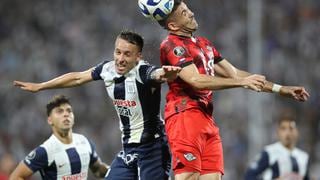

{"left": 156, "top": 0, "right": 310, "bottom": 179}
{"left": 13, "top": 31, "right": 180, "bottom": 180}
{"left": 245, "top": 116, "right": 310, "bottom": 180}
{"left": 9, "top": 95, "right": 108, "bottom": 180}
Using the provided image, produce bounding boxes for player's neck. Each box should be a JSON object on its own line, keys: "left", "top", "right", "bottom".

{"left": 54, "top": 130, "right": 73, "bottom": 144}
{"left": 282, "top": 142, "right": 295, "bottom": 151}
{"left": 170, "top": 30, "right": 193, "bottom": 38}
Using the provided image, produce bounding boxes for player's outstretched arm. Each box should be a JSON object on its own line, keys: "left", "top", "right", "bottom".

{"left": 13, "top": 69, "right": 94, "bottom": 92}
{"left": 179, "top": 63, "right": 265, "bottom": 91}
{"left": 9, "top": 162, "right": 33, "bottom": 180}
{"left": 214, "top": 59, "right": 310, "bottom": 101}
{"left": 151, "top": 65, "right": 181, "bottom": 82}
{"left": 89, "top": 159, "right": 109, "bottom": 178}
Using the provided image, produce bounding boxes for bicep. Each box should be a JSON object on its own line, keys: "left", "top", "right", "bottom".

{"left": 10, "top": 162, "right": 33, "bottom": 179}
{"left": 78, "top": 68, "right": 94, "bottom": 83}
{"left": 214, "top": 59, "right": 238, "bottom": 78}
{"left": 178, "top": 63, "right": 201, "bottom": 84}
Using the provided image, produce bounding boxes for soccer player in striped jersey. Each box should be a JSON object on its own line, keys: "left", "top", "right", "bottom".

{"left": 245, "top": 116, "right": 310, "bottom": 180}
{"left": 9, "top": 95, "right": 109, "bottom": 180}
{"left": 13, "top": 31, "right": 180, "bottom": 180}
{"left": 155, "top": 0, "right": 309, "bottom": 179}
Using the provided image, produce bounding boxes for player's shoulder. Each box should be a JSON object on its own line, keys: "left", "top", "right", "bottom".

{"left": 196, "top": 36, "right": 210, "bottom": 43}
{"left": 264, "top": 142, "right": 283, "bottom": 154}
{"left": 161, "top": 35, "right": 185, "bottom": 49}
{"left": 72, "top": 133, "right": 91, "bottom": 146}
{"left": 293, "top": 147, "right": 309, "bottom": 158}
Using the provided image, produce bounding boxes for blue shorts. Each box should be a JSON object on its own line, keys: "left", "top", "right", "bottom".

{"left": 105, "top": 137, "right": 171, "bottom": 180}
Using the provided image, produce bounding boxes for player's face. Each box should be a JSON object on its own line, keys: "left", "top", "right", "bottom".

{"left": 114, "top": 38, "right": 142, "bottom": 75}
{"left": 48, "top": 103, "right": 74, "bottom": 133}
{"left": 277, "top": 120, "right": 298, "bottom": 149}
{"left": 168, "top": 2, "right": 198, "bottom": 33}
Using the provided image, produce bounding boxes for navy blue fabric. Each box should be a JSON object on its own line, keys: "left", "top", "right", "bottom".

{"left": 105, "top": 137, "right": 171, "bottom": 180}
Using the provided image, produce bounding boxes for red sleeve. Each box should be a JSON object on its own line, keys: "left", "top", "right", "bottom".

{"left": 160, "top": 39, "right": 194, "bottom": 67}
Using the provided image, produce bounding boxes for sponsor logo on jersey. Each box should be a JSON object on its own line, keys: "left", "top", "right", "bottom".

{"left": 117, "top": 106, "right": 132, "bottom": 117}
{"left": 173, "top": 46, "right": 185, "bottom": 57}
{"left": 183, "top": 153, "right": 196, "bottom": 161}
{"left": 113, "top": 100, "right": 137, "bottom": 107}
{"left": 62, "top": 172, "right": 87, "bottom": 180}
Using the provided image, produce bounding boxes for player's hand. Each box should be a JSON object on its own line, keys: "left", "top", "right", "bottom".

{"left": 279, "top": 86, "right": 310, "bottom": 102}
{"left": 241, "top": 74, "right": 266, "bottom": 92}
{"left": 13, "top": 81, "right": 42, "bottom": 92}
{"left": 157, "top": 66, "right": 181, "bottom": 82}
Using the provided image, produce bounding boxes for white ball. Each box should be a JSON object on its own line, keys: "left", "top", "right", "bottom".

{"left": 138, "top": 0, "right": 174, "bottom": 21}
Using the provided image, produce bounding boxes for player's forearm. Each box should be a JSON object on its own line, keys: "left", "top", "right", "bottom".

{"left": 91, "top": 161, "right": 109, "bottom": 178}
{"left": 189, "top": 74, "right": 244, "bottom": 90}
{"left": 236, "top": 70, "right": 279, "bottom": 93}
{"left": 39, "top": 72, "right": 87, "bottom": 90}
{"left": 9, "top": 176, "right": 25, "bottom": 180}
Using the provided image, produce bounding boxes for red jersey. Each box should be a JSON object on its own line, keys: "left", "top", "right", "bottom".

{"left": 160, "top": 34, "right": 223, "bottom": 119}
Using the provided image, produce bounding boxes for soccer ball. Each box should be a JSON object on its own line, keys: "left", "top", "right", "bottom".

{"left": 138, "top": 0, "right": 174, "bottom": 21}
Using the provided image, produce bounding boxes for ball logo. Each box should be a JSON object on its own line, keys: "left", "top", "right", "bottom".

{"left": 173, "top": 46, "right": 185, "bottom": 57}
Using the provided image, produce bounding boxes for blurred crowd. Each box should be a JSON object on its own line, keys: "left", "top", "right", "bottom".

{"left": 0, "top": 0, "right": 319, "bottom": 179}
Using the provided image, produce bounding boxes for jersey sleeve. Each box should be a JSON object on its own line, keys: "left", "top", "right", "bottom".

{"left": 87, "top": 139, "right": 100, "bottom": 165}
{"left": 91, "top": 60, "right": 109, "bottom": 80}
{"left": 138, "top": 63, "right": 159, "bottom": 84}
{"left": 23, "top": 147, "right": 48, "bottom": 172}
{"left": 160, "top": 40, "right": 194, "bottom": 68}
{"left": 244, "top": 150, "right": 270, "bottom": 180}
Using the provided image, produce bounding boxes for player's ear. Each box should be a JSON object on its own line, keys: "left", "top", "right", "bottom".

{"left": 167, "top": 21, "right": 179, "bottom": 31}
{"left": 47, "top": 117, "right": 53, "bottom": 125}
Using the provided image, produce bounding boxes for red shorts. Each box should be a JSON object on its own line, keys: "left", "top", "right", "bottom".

{"left": 165, "top": 108, "right": 224, "bottom": 175}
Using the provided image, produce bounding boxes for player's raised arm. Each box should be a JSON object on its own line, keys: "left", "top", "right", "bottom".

{"left": 89, "top": 159, "right": 109, "bottom": 178}
{"left": 13, "top": 68, "right": 94, "bottom": 92}
{"left": 178, "top": 63, "right": 266, "bottom": 92}
{"left": 151, "top": 65, "right": 181, "bottom": 82}
{"left": 9, "top": 161, "right": 33, "bottom": 180}
{"left": 214, "top": 58, "right": 310, "bottom": 101}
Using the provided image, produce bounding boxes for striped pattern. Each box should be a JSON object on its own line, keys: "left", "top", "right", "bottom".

{"left": 245, "top": 142, "right": 309, "bottom": 180}
{"left": 92, "top": 60, "right": 165, "bottom": 145}
{"left": 23, "top": 133, "right": 98, "bottom": 180}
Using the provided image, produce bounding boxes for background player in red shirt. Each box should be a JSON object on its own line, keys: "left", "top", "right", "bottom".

{"left": 158, "top": 0, "right": 310, "bottom": 179}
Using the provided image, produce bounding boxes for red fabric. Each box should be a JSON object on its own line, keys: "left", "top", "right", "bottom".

{"left": 160, "top": 34, "right": 223, "bottom": 119}
{"left": 165, "top": 109, "right": 224, "bottom": 175}
{"left": 0, "top": 173, "right": 8, "bottom": 180}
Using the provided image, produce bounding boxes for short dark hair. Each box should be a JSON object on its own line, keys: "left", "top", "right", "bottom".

{"left": 117, "top": 30, "right": 144, "bottom": 52}
{"left": 278, "top": 116, "right": 296, "bottom": 126}
{"left": 46, "top": 95, "right": 71, "bottom": 116}
{"left": 158, "top": 0, "right": 183, "bottom": 29}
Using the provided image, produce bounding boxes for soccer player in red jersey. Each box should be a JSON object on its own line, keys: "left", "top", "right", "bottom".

{"left": 157, "top": 0, "right": 310, "bottom": 179}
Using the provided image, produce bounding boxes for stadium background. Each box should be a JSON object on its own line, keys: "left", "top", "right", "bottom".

{"left": 0, "top": 0, "right": 319, "bottom": 179}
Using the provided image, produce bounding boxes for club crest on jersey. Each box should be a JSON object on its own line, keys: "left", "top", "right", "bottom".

{"left": 183, "top": 153, "right": 196, "bottom": 161}
{"left": 126, "top": 81, "right": 135, "bottom": 94}
{"left": 173, "top": 46, "right": 185, "bottom": 57}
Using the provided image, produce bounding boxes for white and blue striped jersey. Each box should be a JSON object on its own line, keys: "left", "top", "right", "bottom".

{"left": 91, "top": 60, "right": 165, "bottom": 145}
{"left": 23, "top": 133, "right": 99, "bottom": 180}
{"left": 245, "top": 142, "right": 310, "bottom": 180}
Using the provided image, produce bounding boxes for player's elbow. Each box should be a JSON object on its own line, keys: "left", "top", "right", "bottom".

{"left": 9, "top": 173, "right": 24, "bottom": 180}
